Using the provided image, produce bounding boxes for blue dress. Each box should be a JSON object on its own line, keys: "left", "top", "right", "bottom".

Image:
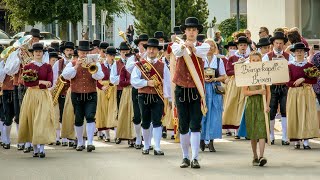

{"left": 237, "top": 110, "right": 247, "bottom": 137}
{"left": 201, "top": 56, "right": 225, "bottom": 140}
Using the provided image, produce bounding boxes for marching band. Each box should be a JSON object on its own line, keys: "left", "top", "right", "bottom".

{"left": 0, "top": 17, "right": 320, "bottom": 169}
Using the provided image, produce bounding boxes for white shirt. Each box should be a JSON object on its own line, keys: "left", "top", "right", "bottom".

{"left": 262, "top": 49, "right": 295, "bottom": 62}
{"left": 52, "top": 58, "right": 70, "bottom": 89}
{"left": 131, "top": 57, "right": 171, "bottom": 101}
{"left": 61, "top": 61, "right": 104, "bottom": 81}
{"left": 171, "top": 41, "right": 210, "bottom": 59}
{"left": 126, "top": 52, "right": 146, "bottom": 74}
{"left": 204, "top": 55, "right": 226, "bottom": 76}
{"left": 0, "top": 61, "right": 5, "bottom": 83}
{"left": 110, "top": 58, "right": 126, "bottom": 85}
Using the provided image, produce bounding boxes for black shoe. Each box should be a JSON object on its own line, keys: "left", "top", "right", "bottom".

{"left": 17, "top": 144, "right": 24, "bottom": 150}
{"left": 33, "top": 153, "right": 39, "bottom": 157}
{"left": 142, "top": 149, "right": 149, "bottom": 155}
{"left": 294, "top": 144, "right": 300, "bottom": 149}
{"left": 180, "top": 158, "right": 191, "bottom": 168}
{"left": 128, "top": 140, "right": 135, "bottom": 148}
{"left": 99, "top": 136, "right": 104, "bottom": 140}
{"left": 73, "top": 143, "right": 77, "bottom": 149}
{"left": 87, "top": 145, "right": 95, "bottom": 152}
{"left": 171, "top": 135, "right": 175, "bottom": 140}
{"left": 282, "top": 141, "right": 290, "bottom": 145}
{"left": 23, "top": 147, "right": 32, "bottom": 153}
{"left": 303, "top": 145, "right": 311, "bottom": 150}
{"left": 61, "top": 142, "right": 68, "bottom": 146}
{"left": 271, "top": 140, "right": 275, "bottom": 145}
{"left": 76, "top": 146, "right": 84, "bottom": 151}
{"left": 115, "top": 138, "right": 121, "bottom": 144}
{"left": 252, "top": 158, "right": 259, "bottom": 166}
{"left": 191, "top": 159, "right": 201, "bottom": 169}
{"left": 30, "top": 147, "right": 34, "bottom": 151}
{"left": 258, "top": 157, "right": 267, "bottom": 166}
{"left": 154, "top": 150, "right": 164, "bottom": 155}
{"left": 234, "top": 136, "right": 240, "bottom": 139}
{"left": 104, "top": 138, "right": 110, "bottom": 142}
{"left": 94, "top": 131, "right": 97, "bottom": 136}
{"left": 200, "top": 140, "right": 205, "bottom": 151}
{"left": 56, "top": 141, "right": 61, "bottom": 146}
{"left": 135, "top": 144, "right": 142, "bottom": 149}
{"left": 68, "top": 142, "right": 74, "bottom": 147}
{"left": 208, "top": 140, "right": 216, "bottom": 152}
{"left": 162, "top": 132, "right": 167, "bottom": 139}
{"left": 48, "top": 143, "right": 53, "bottom": 145}
{"left": 226, "top": 132, "right": 232, "bottom": 136}
{"left": 149, "top": 146, "right": 153, "bottom": 150}
{"left": 3, "top": 143, "right": 10, "bottom": 149}
{"left": 39, "top": 152, "right": 46, "bottom": 158}
{"left": 0, "top": 142, "right": 2, "bottom": 146}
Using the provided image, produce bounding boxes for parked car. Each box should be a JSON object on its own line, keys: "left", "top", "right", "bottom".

{"left": 12, "top": 32, "right": 62, "bottom": 47}
{"left": 0, "top": 29, "right": 15, "bottom": 48}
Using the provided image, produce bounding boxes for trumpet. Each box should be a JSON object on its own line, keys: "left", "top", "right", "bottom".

{"left": 79, "top": 54, "right": 99, "bottom": 74}
{"left": 173, "top": 36, "right": 192, "bottom": 55}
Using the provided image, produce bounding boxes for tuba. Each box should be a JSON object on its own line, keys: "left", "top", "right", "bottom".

{"left": 79, "top": 54, "right": 99, "bottom": 74}
{"left": 18, "top": 36, "right": 33, "bottom": 66}
{"left": 52, "top": 76, "right": 67, "bottom": 106}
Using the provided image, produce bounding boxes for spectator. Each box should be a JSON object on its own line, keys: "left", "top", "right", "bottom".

{"left": 214, "top": 31, "right": 224, "bottom": 54}
{"left": 259, "top": 27, "right": 270, "bottom": 39}
{"left": 126, "top": 24, "right": 134, "bottom": 44}
{"left": 290, "top": 27, "right": 309, "bottom": 48}
{"left": 244, "top": 29, "right": 256, "bottom": 51}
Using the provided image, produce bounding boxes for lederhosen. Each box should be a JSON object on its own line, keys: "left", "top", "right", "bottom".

{"left": 70, "top": 61, "right": 97, "bottom": 126}
{"left": 173, "top": 42, "right": 203, "bottom": 135}
{"left": 2, "top": 75, "right": 15, "bottom": 126}
{"left": 267, "top": 51, "right": 290, "bottom": 120}
{"left": 13, "top": 66, "right": 26, "bottom": 125}
{"left": 132, "top": 57, "right": 141, "bottom": 125}
{"left": 57, "top": 59, "right": 70, "bottom": 123}
{"left": 137, "top": 60, "right": 165, "bottom": 129}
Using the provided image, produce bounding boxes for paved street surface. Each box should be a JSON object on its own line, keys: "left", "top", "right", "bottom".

{"left": 1, "top": 120, "right": 320, "bottom": 180}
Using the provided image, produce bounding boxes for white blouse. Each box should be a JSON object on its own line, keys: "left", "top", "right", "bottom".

{"left": 204, "top": 55, "right": 226, "bottom": 76}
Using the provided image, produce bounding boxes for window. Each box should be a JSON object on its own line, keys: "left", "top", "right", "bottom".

{"left": 301, "top": 0, "right": 320, "bottom": 39}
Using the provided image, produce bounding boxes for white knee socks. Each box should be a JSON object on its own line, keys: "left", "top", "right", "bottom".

{"left": 86, "top": 122, "right": 95, "bottom": 145}
{"left": 281, "top": 117, "right": 287, "bottom": 141}
{"left": 142, "top": 127, "right": 150, "bottom": 150}
{"left": 56, "top": 129, "right": 61, "bottom": 141}
{"left": 33, "top": 145, "right": 39, "bottom": 153}
{"left": 303, "top": 139, "right": 309, "bottom": 146}
{"left": 153, "top": 127, "right": 162, "bottom": 151}
{"left": 3, "top": 125, "right": 12, "bottom": 144}
{"left": 134, "top": 124, "right": 142, "bottom": 145}
{"left": 1, "top": 125, "right": 7, "bottom": 144}
{"left": 105, "top": 129, "right": 110, "bottom": 139}
{"left": 149, "top": 123, "right": 153, "bottom": 146}
{"left": 180, "top": 133, "right": 190, "bottom": 159}
{"left": 191, "top": 132, "right": 200, "bottom": 160}
{"left": 270, "top": 120, "right": 275, "bottom": 140}
{"left": 39, "top": 144, "right": 45, "bottom": 153}
{"left": 75, "top": 126, "right": 84, "bottom": 146}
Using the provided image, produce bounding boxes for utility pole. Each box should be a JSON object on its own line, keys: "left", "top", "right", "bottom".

{"left": 171, "top": 0, "right": 175, "bottom": 32}
{"left": 88, "top": 0, "right": 92, "bottom": 40}
{"left": 236, "top": 0, "right": 240, "bottom": 31}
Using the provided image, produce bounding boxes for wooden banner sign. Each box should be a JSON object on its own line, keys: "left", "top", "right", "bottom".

{"left": 234, "top": 60, "right": 289, "bottom": 87}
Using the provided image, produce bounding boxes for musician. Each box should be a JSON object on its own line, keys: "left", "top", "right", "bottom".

{"left": 17, "top": 43, "right": 55, "bottom": 158}
{"left": 96, "top": 46, "right": 118, "bottom": 142}
{"left": 62, "top": 40, "right": 104, "bottom": 152}
{"left": 91, "top": 39, "right": 101, "bottom": 54}
{"left": 171, "top": 17, "right": 210, "bottom": 168}
{"left": 222, "top": 36, "right": 249, "bottom": 137}
{"left": 262, "top": 31, "right": 293, "bottom": 145}
{"left": 154, "top": 31, "right": 166, "bottom": 44}
{"left": 52, "top": 41, "right": 74, "bottom": 146}
{"left": 50, "top": 41, "right": 60, "bottom": 54}
{"left": 98, "top": 42, "right": 109, "bottom": 63}
{"left": 49, "top": 52, "right": 59, "bottom": 66}
{"left": 110, "top": 42, "right": 130, "bottom": 144}
{"left": 0, "top": 58, "right": 16, "bottom": 149}
{"left": 256, "top": 38, "right": 271, "bottom": 57}
{"left": 4, "top": 28, "right": 43, "bottom": 153}
{"left": 125, "top": 34, "right": 149, "bottom": 149}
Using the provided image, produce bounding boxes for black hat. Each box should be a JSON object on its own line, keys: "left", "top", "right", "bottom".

{"left": 63, "top": 41, "right": 75, "bottom": 51}
{"left": 30, "top": 28, "right": 42, "bottom": 38}
{"left": 99, "top": 42, "right": 109, "bottom": 49}
{"left": 117, "top": 42, "right": 130, "bottom": 51}
{"left": 224, "top": 41, "right": 237, "bottom": 49}
{"left": 50, "top": 41, "right": 60, "bottom": 52}
{"left": 180, "top": 17, "right": 203, "bottom": 33}
{"left": 92, "top": 40, "right": 101, "bottom": 47}
{"left": 73, "top": 49, "right": 78, "bottom": 57}
{"left": 256, "top": 38, "right": 271, "bottom": 48}
{"left": 170, "top": 26, "right": 183, "bottom": 35}
{"left": 290, "top": 42, "right": 310, "bottom": 52}
{"left": 134, "top": 34, "right": 149, "bottom": 46}
{"left": 197, "top": 34, "right": 206, "bottom": 43}
{"left": 269, "top": 31, "right": 288, "bottom": 44}
{"left": 143, "top": 38, "right": 163, "bottom": 50}
{"left": 47, "top": 47, "right": 55, "bottom": 53}
{"left": 28, "top": 42, "right": 45, "bottom": 52}
{"left": 314, "top": 45, "right": 319, "bottom": 50}
{"left": 105, "top": 46, "right": 117, "bottom": 55}
{"left": 49, "top": 52, "right": 59, "bottom": 59}
{"left": 235, "top": 36, "right": 250, "bottom": 45}
{"left": 154, "top": 31, "right": 165, "bottom": 39}
{"left": 77, "top": 40, "right": 93, "bottom": 51}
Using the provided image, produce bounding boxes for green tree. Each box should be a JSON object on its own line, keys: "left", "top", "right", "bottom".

{"left": 128, "top": 0, "right": 209, "bottom": 37}
{"left": 218, "top": 15, "right": 247, "bottom": 42}
{"left": 2, "top": 0, "right": 126, "bottom": 40}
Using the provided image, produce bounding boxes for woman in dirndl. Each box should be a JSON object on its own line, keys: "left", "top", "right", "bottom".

{"left": 18, "top": 43, "right": 55, "bottom": 158}
{"left": 200, "top": 39, "right": 226, "bottom": 152}
{"left": 287, "top": 43, "right": 319, "bottom": 149}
